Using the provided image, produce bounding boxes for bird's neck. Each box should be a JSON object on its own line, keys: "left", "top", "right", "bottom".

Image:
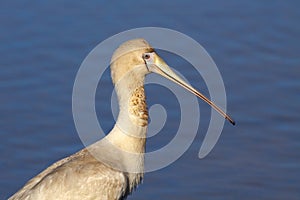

{"left": 105, "top": 73, "right": 149, "bottom": 155}
{"left": 102, "top": 75, "right": 148, "bottom": 187}
{"left": 114, "top": 74, "right": 148, "bottom": 139}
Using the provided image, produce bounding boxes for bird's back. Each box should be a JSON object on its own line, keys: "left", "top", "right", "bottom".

{"left": 9, "top": 148, "right": 129, "bottom": 200}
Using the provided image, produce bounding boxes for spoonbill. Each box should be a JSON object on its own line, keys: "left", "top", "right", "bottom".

{"left": 9, "top": 38, "right": 235, "bottom": 200}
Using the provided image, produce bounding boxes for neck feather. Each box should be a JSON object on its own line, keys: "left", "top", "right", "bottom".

{"left": 113, "top": 71, "right": 148, "bottom": 139}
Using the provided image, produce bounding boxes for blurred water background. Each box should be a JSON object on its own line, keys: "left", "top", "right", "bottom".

{"left": 1, "top": 0, "right": 299, "bottom": 199}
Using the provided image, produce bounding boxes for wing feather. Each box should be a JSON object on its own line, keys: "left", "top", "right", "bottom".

{"left": 9, "top": 149, "right": 128, "bottom": 200}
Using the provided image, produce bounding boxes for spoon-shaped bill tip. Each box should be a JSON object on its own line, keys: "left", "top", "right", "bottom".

{"left": 226, "top": 116, "right": 236, "bottom": 126}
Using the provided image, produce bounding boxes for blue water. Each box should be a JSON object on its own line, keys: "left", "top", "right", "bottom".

{"left": 1, "top": 1, "right": 300, "bottom": 199}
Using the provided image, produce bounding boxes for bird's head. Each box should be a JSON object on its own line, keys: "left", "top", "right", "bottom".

{"left": 110, "top": 38, "right": 153, "bottom": 85}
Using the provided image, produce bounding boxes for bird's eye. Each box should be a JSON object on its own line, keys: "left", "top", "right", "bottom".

{"left": 143, "top": 54, "right": 150, "bottom": 60}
